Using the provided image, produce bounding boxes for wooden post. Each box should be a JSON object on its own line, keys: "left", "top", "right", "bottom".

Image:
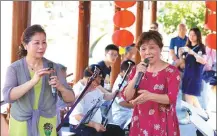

{"left": 151, "top": 1, "right": 157, "bottom": 24}
{"left": 11, "top": 1, "right": 31, "bottom": 63}
{"left": 135, "top": 1, "right": 144, "bottom": 64}
{"left": 110, "top": 6, "right": 121, "bottom": 88}
{"left": 74, "top": 1, "right": 91, "bottom": 83}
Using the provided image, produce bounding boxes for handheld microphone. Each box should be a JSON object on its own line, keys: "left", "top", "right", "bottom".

{"left": 48, "top": 63, "right": 57, "bottom": 97}
{"left": 134, "top": 58, "right": 149, "bottom": 89}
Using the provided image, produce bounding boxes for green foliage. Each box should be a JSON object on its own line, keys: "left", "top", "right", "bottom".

{"left": 158, "top": 1, "right": 209, "bottom": 35}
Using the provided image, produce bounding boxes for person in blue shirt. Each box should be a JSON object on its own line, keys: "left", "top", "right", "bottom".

{"left": 97, "top": 44, "right": 119, "bottom": 89}
{"left": 169, "top": 23, "right": 188, "bottom": 69}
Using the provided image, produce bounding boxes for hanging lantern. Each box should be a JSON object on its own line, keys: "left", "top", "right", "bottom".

{"left": 205, "top": 13, "right": 216, "bottom": 32}
{"left": 112, "top": 30, "right": 134, "bottom": 47}
{"left": 114, "top": 1, "right": 136, "bottom": 9}
{"left": 205, "top": 33, "right": 216, "bottom": 50}
{"left": 113, "top": 10, "right": 135, "bottom": 28}
{"left": 206, "top": 1, "right": 216, "bottom": 11}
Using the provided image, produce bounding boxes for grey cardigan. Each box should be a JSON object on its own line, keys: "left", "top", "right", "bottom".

{"left": 2, "top": 57, "right": 72, "bottom": 136}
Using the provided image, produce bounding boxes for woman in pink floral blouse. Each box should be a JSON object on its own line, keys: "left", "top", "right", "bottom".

{"left": 122, "top": 31, "right": 181, "bottom": 136}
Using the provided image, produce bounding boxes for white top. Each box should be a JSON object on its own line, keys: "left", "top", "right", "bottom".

{"left": 69, "top": 81, "right": 104, "bottom": 125}
{"left": 111, "top": 74, "right": 133, "bottom": 129}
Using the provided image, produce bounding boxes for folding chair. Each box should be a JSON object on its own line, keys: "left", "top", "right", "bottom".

{"left": 181, "top": 100, "right": 216, "bottom": 136}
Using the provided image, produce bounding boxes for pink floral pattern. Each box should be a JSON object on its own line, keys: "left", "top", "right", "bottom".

{"left": 122, "top": 65, "right": 181, "bottom": 136}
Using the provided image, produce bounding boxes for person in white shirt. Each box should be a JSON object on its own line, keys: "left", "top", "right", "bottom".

{"left": 69, "top": 64, "right": 123, "bottom": 136}
{"left": 111, "top": 60, "right": 135, "bottom": 130}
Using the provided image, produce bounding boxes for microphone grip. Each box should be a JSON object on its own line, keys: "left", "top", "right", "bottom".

{"left": 50, "top": 72, "right": 57, "bottom": 97}
{"left": 134, "top": 72, "right": 144, "bottom": 89}
{"left": 51, "top": 87, "right": 57, "bottom": 97}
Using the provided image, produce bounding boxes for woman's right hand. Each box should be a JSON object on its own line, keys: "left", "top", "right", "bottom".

{"left": 135, "top": 62, "right": 147, "bottom": 75}
{"left": 92, "top": 122, "right": 106, "bottom": 132}
{"left": 31, "top": 68, "right": 54, "bottom": 84}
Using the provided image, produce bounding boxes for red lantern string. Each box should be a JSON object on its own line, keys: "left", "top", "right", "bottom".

{"left": 113, "top": 10, "right": 135, "bottom": 28}
{"left": 206, "top": 1, "right": 216, "bottom": 11}
{"left": 205, "top": 1, "right": 216, "bottom": 50}
{"left": 113, "top": 1, "right": 136, "bottom": 47}
{"left": 205, "top": 13, "right": 216, "bottom": 32}
{"left": 205, "top": 34, "right": 216, "bottom": 50}
{"left": 112, "top": 30, "right": 134, "bottom": 47}
{"left": 114, "top": 1, "right": 136, "bottom": 9}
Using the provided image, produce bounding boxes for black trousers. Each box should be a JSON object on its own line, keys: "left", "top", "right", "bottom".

{"left": 70, "top": 124, "right": 102, "bottom": 136}
{"left": 102, "top": 124, "right": 125, "bottom": 136}
{"left": 70, "top": 124, "right": 125, "bottom": 136}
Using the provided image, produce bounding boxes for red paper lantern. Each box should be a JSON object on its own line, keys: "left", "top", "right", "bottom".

{"left": 206, "top": 1, "right": 216, "bottom": 11}
{"left": 115, "top": 1, "right": 136, "bottom": 8}
{"left": 113, "top": 10, "right": 135, "bottom": 28}
{"left": 112, "top": 30, "right": 134, "bottom": 47}
{"left": 205, "top": 33, "right": 216, "bottom": 50}
{"left": 205, "top": 13, "right": 216, "bottom": 32}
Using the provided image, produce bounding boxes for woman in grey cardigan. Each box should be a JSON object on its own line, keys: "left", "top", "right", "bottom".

{"left": 2, "top": 24, "right": 75, "bottom": 136}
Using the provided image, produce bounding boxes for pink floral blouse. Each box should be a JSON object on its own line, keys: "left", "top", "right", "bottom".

{"left": 122, "top": 65, "right": 181, "bottom": 136}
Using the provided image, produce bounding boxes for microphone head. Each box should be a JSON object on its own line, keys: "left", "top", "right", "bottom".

{"left": 48, "top": 63, "right": 54, "bottom": 70}
{"left": 144, "top": 58, "right": 149, "bottom": 64}
{"left": 143, "top": 58, "right": 149, "bottom": 67}
{"left": 128, "top": 61, "right": 132, "bottom": 66}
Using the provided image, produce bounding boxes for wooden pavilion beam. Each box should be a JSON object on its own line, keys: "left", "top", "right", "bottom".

{"left": 11, "top": 1, "right": 31, "bottom": 63}
{"left": 110, "top": 5, "right": 121, "bottom": 88}
{"left": 151, "top": 1, "right": 157, "bottom": 24}
{"left": 74, "top": 1, "right": 91, "bottom": 83}
{"left": 135, "top": 1, "right": 144, "bottom": 64}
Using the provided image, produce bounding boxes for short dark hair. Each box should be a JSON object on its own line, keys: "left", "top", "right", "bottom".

{"left": 105, "top": 44, "right": 119, "bottom": 53}
{"left": 120, "top": 59, "right": 135, "bottom": 72}
{"left": 152, "top": 22, "right": 158, "bottom": 28}
{"left": 83, "top": 64, "right": 103, "bottom": 78}
{"left": 18, "top": 24, "right": 46, "bottom": 59}
{"left": 129, "top": 43, "right": 135, "bottom": 47}
{"left": 125, "top": 43, "right": 135, "bottom": 53}
{"left": 137, "top": 31, "right": 164, "bottom": 49}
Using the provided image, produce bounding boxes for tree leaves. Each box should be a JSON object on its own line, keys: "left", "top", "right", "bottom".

{"left": 158, "top": 1, "right": 209, "bottom": 35}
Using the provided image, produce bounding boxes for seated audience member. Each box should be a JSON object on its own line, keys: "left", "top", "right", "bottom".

{"left": 69, "top": 64, "right": 124, "bottom": 136}
{"left": 56, "top": 64, "right": 71, "bottom": 133}
{"left": 123, "top": 43, "right": 137, "bottom": 63}
{"left": 111, "top": 60, "right": 135, "bottom": 129}
{"left": 150, "top": 22, "right": 159, "bottom": 31}
{"left": 97, "top": 44, "right": 119, "bottom": 89}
